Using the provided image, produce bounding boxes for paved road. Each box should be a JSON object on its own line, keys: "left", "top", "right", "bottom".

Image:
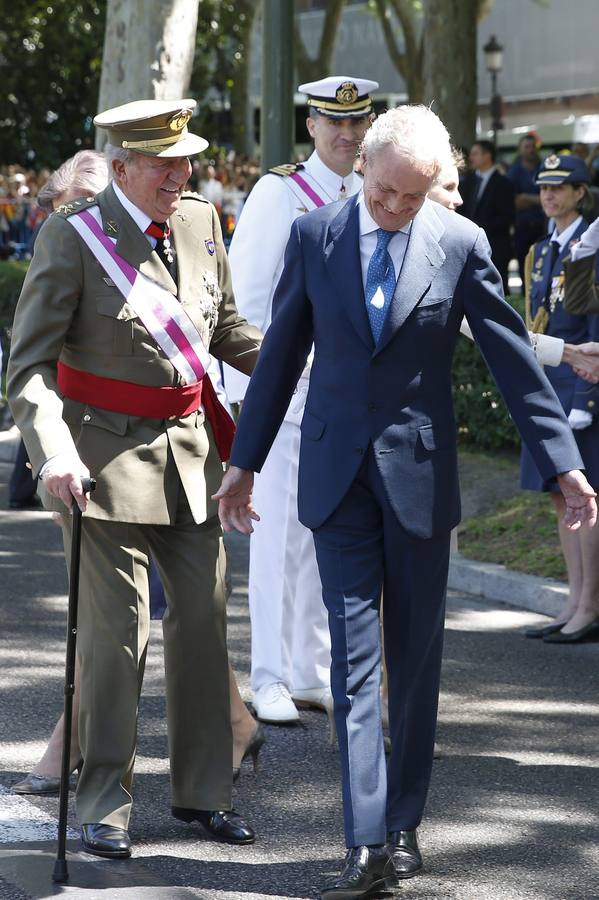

{"left": 0, "top": 462, "right": 598, "bottom": 900}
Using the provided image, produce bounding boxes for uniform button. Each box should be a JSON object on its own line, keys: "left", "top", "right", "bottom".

{"left": 588, "top": 400, "right": 596, "bottom": 409}
{"left": 83, "top": 414, "right": 91, "bottom": 422}
{"left": 356, "top": 447, "right": 364, "bottom": 455}
{"left": 368, "top": 402, "right": 377, "bottom": 412}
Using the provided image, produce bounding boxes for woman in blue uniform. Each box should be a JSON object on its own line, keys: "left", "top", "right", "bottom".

{"left": 522, "top": 153, "right": 599, "bottom": 643}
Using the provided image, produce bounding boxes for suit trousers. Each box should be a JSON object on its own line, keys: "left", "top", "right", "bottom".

{"left": 312, "top": 447, "right": 450, "bottom": 848}
{"left": 249, "top": 380, "right": 331, "bottom": 694}
{"left": 60, "top": 476, "right": 232, "bottom": 829}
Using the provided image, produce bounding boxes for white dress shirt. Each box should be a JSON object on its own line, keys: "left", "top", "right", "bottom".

{"left": 357, "top": 192, "right": 411, "bottom": 291}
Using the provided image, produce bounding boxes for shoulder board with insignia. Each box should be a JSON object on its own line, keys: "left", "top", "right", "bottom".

{"left": 268, "top": 163, "right": 305, "bottom": 178}
{"left": 53, "top": 195, "right": 98, "bottom": 218}
{"left": 181, "top": 190, "right": 210, "bottom": 204}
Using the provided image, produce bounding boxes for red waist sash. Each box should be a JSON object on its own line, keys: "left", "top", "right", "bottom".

{"left": 57, "top": 361, "right": 235, "bottom": 461}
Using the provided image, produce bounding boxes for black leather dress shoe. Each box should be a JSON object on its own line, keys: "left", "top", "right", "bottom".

{"left": 320, "top": 845, "right": 397, "bottom": 899}
{"left": 387, "top": 829, "right": 422, "bottom": 878}
{"left": 81, "top": 823, "right": 131, "bottom": 858}
{"left": 171, "top": 807, "right": 255, "bottom": 844}
{"left": 543, "top": 618, "right": 599, "bottom": 644}
{"left": 524, "top": 621, "right": 565, "bottom": 639}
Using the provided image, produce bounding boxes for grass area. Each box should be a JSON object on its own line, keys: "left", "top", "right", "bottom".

{"left": 458, "top": 491, "right": 567, "bottom": 582}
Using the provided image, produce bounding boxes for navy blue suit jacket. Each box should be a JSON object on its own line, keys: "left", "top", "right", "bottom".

{"left": 231, "top": 195, "right": 583, "bottom": 538}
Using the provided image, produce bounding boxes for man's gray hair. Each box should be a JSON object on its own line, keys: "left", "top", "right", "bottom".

{"left": 104, "top": 142, "right": 131, "bottom": 177}
{"left": 362, "top": 105, "right": 451, "bottom": 180}
{"left": 37, "top": 150, "right": 109, "bottom": 211}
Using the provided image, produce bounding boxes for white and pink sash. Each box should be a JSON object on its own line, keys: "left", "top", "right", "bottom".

{"left": 68, "top": 206, "right": 209, "bottom": 385}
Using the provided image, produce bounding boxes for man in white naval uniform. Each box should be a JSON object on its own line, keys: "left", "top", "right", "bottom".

{"left": 224, "top": 76, "right": 378, "bottom": 724}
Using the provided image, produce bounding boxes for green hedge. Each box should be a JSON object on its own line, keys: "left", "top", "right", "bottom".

{"left": 452, "top": 295, "right": 526, "bottom": 451}
{"left": 0, "top": 260, "right": 28, "bottom": 372}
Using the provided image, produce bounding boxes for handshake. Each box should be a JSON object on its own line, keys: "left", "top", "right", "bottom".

{"left": 563, "top": 341, "right": 599, "bottom": 384}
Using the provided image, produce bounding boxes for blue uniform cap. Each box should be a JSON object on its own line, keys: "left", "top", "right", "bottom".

{"left": 536, "top": 153, "right": 590, "bottom": 185}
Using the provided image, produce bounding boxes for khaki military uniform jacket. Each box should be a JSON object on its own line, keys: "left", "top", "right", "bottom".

{"left": 7, "top": 183, "right": 261, "bottom": 524}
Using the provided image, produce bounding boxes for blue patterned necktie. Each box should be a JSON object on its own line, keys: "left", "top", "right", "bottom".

{"left": 365, "top": 228, "right": 396, "bottom": 342}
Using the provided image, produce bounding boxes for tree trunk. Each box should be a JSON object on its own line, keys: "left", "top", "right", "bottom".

{"left": 230, "top": 1, "right": 260, "bottom": 157}
{"left": 294, "top": 0, "right": 347, "bottom": 85}
{"left": 422, "top": 0, "right": 478, "bottom": 149}
{"left": 96, "top": 0, "right": 199, "bottom": 149}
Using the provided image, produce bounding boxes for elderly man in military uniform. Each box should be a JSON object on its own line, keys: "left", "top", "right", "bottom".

{"left": 7, "top": 99, "right": 261, "bottom": 858}
{"left": 224, "top": 76, "right": 378, "bottom": 727}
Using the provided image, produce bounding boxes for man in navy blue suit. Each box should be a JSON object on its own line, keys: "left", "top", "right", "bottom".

{"left": 215, "top": 106, "right": 597, "bottom": 899}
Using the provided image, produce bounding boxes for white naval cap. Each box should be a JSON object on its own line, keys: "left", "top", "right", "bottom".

{"left": 298, "top": 76, "right": 379, "bottom": 118}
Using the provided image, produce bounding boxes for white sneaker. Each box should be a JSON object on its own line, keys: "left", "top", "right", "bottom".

{"left": 253, "top": 682, "right": 300, "bottom": 724}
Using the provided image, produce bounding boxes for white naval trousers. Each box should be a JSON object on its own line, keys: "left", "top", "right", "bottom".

{"left": 249, "top": 378, "right": 331, "bottom": 693}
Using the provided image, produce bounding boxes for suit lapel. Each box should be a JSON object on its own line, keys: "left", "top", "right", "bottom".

{"left": 375, "top": 199, "right": 446, "bottom": 355}
{"left": 96, "top": 184, "right": 177, "bottom": 295}
{"left": 324, "top": 195, "right": 374, "bottom": 351}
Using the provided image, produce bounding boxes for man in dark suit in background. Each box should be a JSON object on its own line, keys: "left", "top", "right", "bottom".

{"left": 215, "top": 106, "right": 596, "bottom": 900}
{"left": 459, "top": 139, "right": 515, "bottom": 295}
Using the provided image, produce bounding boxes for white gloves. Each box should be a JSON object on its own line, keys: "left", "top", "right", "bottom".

{"left": 570, "top": 216, "right": 599, "bottom": 261}
{"left": 568, "top": 408, "right": 594, "bottom": 430}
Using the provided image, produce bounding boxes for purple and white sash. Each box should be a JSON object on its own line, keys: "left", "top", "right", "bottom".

{"left": 288, "top": 172, "right": 326, "bottom": 209}
{"left": 68, "top": 206, "right": 210, "bottom": 385}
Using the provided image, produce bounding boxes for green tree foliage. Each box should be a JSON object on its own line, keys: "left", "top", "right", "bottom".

{"left": 452, "top": 297, "right": 526, "bottom": 451}
{"left": 0, "top": 1, "right": 105, "bottom": 168}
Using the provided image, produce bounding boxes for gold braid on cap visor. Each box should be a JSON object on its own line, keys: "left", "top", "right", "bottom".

{"left": 308, "top": 97, "right": 371, "bottom": 113}
{"left": 121, "top": 130, "right": 188, "bottom": 151}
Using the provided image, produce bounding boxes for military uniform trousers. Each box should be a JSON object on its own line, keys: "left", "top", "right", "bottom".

{"left": 249, "top": 377, "right": 331, "bottom": 694}
{"left": 60, "top": 475, "right": 232, "bottom": 829}
{"left": 312, "top": 446, "right": 450, "bottom": 848}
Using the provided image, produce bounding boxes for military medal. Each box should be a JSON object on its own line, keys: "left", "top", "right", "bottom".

{"left": 163, "top": 232, "right": 175, "bottom": 264}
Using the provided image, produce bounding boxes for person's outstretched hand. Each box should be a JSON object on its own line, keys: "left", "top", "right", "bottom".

{"left": 557, "top": 469, "right": 597, "bottom": 530}
{"left": 212, "top": 466, "right": 259, "bottom": 534}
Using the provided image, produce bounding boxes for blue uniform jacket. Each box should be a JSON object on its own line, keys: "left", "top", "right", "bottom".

{"left": 522, "top": 220, "right": 599, "bottom": 490}
{"left": 231, "top": 195, "right": 583, "bottom": 539}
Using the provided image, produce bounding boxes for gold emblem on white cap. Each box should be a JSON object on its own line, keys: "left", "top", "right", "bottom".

{"left": 336, "top": 82, "right": 359, "bottom": 105}
{"left": 169, "top": 109, "right": 192, "bottom": 132}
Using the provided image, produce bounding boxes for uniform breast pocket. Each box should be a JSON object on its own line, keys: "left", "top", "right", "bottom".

{"left": 96, "top": 293, "right": 137, "bottom": 356}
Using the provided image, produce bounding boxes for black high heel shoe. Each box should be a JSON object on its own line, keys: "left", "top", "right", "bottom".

{"left": 233, "top": 724, "right": 266, "bottom": 783}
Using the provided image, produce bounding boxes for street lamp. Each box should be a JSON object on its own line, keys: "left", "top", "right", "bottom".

{"left": 483, "top": 34, "right": 504, "bottom": 150}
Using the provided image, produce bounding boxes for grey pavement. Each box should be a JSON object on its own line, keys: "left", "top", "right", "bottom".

{"left": 0, "top": 460, "right": 598, "bottom": 900}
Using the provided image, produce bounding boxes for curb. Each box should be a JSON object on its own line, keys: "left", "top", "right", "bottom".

{"left": 448, "top": 552, "right": 566, "bottom": 619}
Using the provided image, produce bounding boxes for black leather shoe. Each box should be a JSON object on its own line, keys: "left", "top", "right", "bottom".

{"left": 524, "top": 621, "right": 565, "bottom": 639}
{"left": 171, "top": 807, "right": 255, "bottom": 844}
{"left": 320, "top": 845, "right": 397, "bottom": 899}
{"left": 543, "top": 618, "right": 599, "bottom": 644}
{"left": 81, "top": 823, "right": 131, "bottom": 858}
{"left": 387, "top": 829, "right": 422, "bottom": 878}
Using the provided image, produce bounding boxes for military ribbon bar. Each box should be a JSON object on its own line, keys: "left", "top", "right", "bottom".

{"left": 67, "top": 206, "right": 209, "bottom": 385}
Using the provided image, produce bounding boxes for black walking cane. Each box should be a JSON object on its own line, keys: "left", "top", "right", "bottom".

{"left": 53, "top": 476, "right": 96, "bottom": 884}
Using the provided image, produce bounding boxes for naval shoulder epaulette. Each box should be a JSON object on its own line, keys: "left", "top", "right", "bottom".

{"left": 181, "top": 190, "right": 210, "bottom": 204}
{"left": 268, "top": 163, "right": 305, "bottom": 178}
{"left": 53, "top": 195, "right": 98, "bottom": 218}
